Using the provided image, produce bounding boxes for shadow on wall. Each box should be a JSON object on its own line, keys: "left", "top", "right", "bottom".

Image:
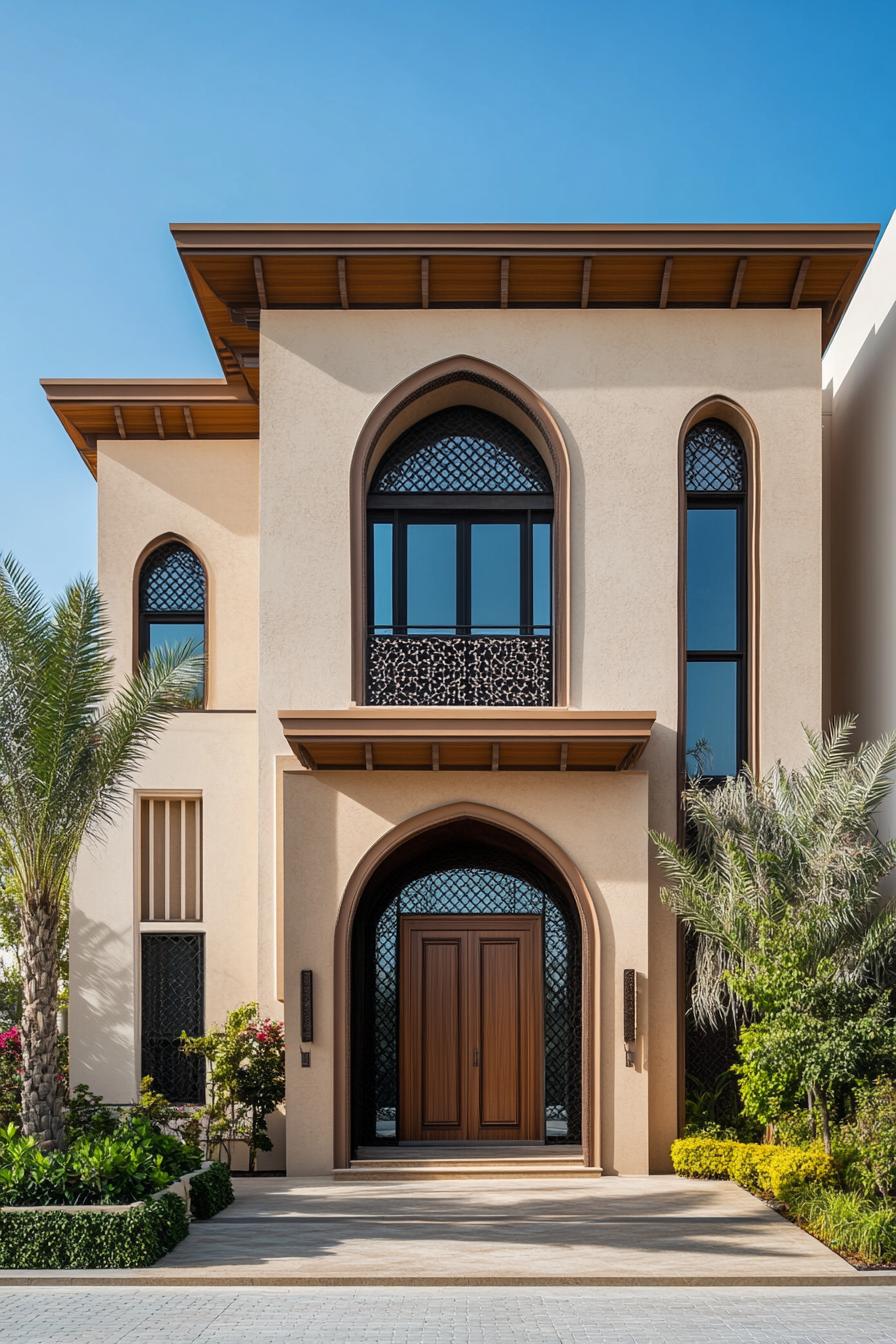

{"left": 68, "top": 906, "right": 136, "bottom": 1105}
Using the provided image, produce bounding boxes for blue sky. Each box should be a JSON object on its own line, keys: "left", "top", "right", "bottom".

{"left": 2, "top": 0, "right": 894, "bottom": 598}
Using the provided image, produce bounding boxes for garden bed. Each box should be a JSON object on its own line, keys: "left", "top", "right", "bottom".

{"left": 671, "top": 1136, "right": 896, "bottom": 1269}
{"left": 0, "top": 1161, "right": 234, "bottom": 1268}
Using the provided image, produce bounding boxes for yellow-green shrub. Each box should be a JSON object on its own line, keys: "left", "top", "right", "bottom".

{"left": 673, "top": 1135, "right": 837, "bottom": 1201}
{"left": 670, "top": 1136, "right": 737, "bottom": 1179}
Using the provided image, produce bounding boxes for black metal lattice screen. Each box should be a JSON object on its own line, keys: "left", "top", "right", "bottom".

{"left": 366, "top": 634, "right": 552, "bottom": 706}
{"left": 370, "top": 406, "right": 552, "bottom": 494}
{"left": 684, "top": 419, "right": 746, "bottom": 493}
{"left": 141, "top": 933, "right": 205, "bottom": 1103}
{"left": 363, "top": 865, "right": 581, "bottom": 1144}
{"left": 139, "top": 542, "right": 206, "bottom": 613}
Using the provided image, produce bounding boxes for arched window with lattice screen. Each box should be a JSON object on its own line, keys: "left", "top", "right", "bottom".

{"left": 366, "top": 407, "right": 554, "bottom": 706}
{"left": 137, "top": 540, "right": 206, "bottom": 709}
{"left": 683, "top": 419, "right": 747, "bottom": 780}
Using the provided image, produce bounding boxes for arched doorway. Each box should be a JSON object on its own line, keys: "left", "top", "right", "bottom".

{"left": 335, "top": 806, "right": 596, "bottom": 1163}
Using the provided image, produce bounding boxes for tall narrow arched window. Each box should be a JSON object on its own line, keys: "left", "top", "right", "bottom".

{"left": 366, "top": 406, "right": 554, "bottom": 706}
{"left": 684, "top": 419, "right": 747, "bottom": 780}
{"left": 138, "top": 541, "right": 206, "bottom": 709}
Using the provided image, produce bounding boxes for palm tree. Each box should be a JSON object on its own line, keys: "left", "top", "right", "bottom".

{"left": 652, "top": 718, "right": 896, "bottom": 1027}
{"left": 0, "top": 555, "right": 199, "bottom": 1147}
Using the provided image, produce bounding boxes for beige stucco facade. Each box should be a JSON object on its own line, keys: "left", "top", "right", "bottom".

{"left": 69, "top": 299, "right": 824, "bottom": 1176}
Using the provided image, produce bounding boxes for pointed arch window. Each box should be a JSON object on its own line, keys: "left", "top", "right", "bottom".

{"left": 138, "top": 541, "right": 206, "bottom": 709}
{"left": 367, "top": 406, "right": 553, "bottom": 706}
{"left": 684, "top": 419, "right": 747, "bottom": 780}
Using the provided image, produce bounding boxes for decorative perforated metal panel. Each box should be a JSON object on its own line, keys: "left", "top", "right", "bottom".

{"left": 141, "top": 933, "right": 205, "bottom": 1103}
{"left": 370, "top": 407, "right": 552, "bottom": 494}
{"left": 366, "top": 634, "right": 552, "bottom": 706}
{"left": 684, "top": 419, "right": 746, "bottom": 493}
{"left": 139, "top": 542, "right": 206, "bottom": 613}
{"left": 362, "top": 864, "right": 581, "bottom": 1144}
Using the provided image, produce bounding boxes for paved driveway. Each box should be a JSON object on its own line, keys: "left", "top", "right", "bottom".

{"left": 3, "top": 1286, "right": 896, "bottom": 1343}
{"left": 152, "top": 1174, "right": 853, "bottom": 1283}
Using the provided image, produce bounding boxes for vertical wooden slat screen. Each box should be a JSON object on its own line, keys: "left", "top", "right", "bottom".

{"left": 140, "top": 796, "right": 202, "bottom": 921}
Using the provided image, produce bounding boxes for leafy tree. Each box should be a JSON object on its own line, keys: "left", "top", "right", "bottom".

{"left": 652, "top": 718, "right": 896, "bottom": 1148}
{"left": 0, "top": 556, "right": 199, "bottom": 1147}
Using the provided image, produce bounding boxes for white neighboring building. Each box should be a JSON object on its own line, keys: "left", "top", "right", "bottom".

{"left": 824, "top": 211, "right": 896, "bottom": 836}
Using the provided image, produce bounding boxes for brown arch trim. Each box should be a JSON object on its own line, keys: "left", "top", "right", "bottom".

{"left": 677, "top": 395, "right": 761, "bottom": 788}
{"left": 332, "top": 800, "right": 600, "bottom": 1169}
{"left": 349, "top": 355, "right": 572, "bottom": 706}
{"left": 131, "top": 532, "right": 211, "bottom": 710}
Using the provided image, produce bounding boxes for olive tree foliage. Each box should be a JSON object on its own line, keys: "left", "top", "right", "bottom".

{"left": 652, "top": 718, "right": 896, "bottom": 1031}
{"left": 0, "top": 556, "right": 199, "bottom": 1147}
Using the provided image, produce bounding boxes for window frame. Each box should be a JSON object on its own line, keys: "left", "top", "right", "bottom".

{"left": 135, "top": 538, "right": 208, "bottom": 711}
{"left": 367, "top": 496, "right": 553, "bottom": 638}
{"left": 684, "top": 488, "right": 748, "bottom": 784}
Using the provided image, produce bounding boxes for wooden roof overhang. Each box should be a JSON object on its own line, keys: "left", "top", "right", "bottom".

{"left": 278, "top": 707, "right": 656, "bottom": 772}
{"left": 172, "top": 221, "right": 878, "bottom": 362}
{"left": 40, "top": 378, "right": 258, "bottom": 476}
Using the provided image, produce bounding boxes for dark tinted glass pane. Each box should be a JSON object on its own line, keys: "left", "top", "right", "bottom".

{"left": 471, "top": 523, "right": 521, "bottom": 633}
{"left": 687, "top": 508, "right": 737, "bottom": 651}
{"left": 147, "top": 622, "right": 205, "bottom": 706}
{"left": 372, "top": 522, "right": 393, "bottom": 630}
{"left": 686, "top": 660, "right": 739, "bottom": 777}
{"left": 533, "top": 522, "right": 551, "bottom": 631}
{"left": 407, "top": 523, "right": 456, "bottom": 633}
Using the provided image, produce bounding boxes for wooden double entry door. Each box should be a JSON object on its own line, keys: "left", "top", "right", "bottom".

{"left": 398, "top": 915, "right": 544, "bottom": 1142}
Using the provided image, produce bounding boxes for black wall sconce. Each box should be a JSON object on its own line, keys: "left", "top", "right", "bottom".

{"left": 300, "top": 970, "right": 313, "bottom": 1067}
{"left": 623, "top": 968, "right": 637, "bottom": 1067}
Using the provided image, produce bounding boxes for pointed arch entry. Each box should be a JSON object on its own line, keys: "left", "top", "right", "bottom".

{"left": 333, "top": 802, "right": 599, "bottom": 1169}
{"left": 349, "top": 356, "right": 572, "bottom": 705}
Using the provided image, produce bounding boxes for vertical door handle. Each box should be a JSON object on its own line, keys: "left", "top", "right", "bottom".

{"left": 472, "top": 1047, "right": 479, "bottom": 1067}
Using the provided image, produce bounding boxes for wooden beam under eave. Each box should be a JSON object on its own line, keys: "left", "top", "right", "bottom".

{"left": 295, "top": 744, "right": 316, "bottom": 771}
{"left": 338, "top": 257, "right": 349, "bottom": 309}
{"left": 730, "top": 258, "right": 748, "bottom": 308}
{"left": 500, "top": 257, "right": 510, "bottom": 308}
{"left": 420, "top": 257, "right": 430, "bottom": 309}
{"left": 183, "top": 407, "right": 196, "bottom": 438}
{"left": 580, "top": 257, "right": 592, "bottom": 308}
{"left": 659, "top": 257, "right": 673, "bottom": 309}
{"left": 491, "top": 743, "right": 500, "bottom": 771}
{"left": 364, "top": 743, "right": 373, "bottom": 770}
{"left": 153, "top": 407, "right": 165, "bottom": 439}
{"left": 113, "top": 406, "right": 127, "bottom": 439}
{"left": 432, "top": 743, "right": 440, "bottom": 771}
{"left": 790, "top": 257, "right": 811, "bottom": 309}
{"left": 253, "top": 256, "right": 268, "bottom": 308}
{"left": 559, "top": 743, "right": 568, "bottom": 772}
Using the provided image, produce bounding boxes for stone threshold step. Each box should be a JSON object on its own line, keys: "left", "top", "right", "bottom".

{"left": 350, "top": 1157, "right": 586, "bottom": 1168}
{"left": 333, "top": 1165, "right": 602, "bottom": 1181}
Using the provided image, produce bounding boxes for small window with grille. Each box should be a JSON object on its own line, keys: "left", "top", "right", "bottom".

{"left": 139, "top": 795, "right": 202, "bottom": 921}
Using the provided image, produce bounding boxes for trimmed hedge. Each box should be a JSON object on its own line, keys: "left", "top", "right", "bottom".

{"left": 671, "top": 1136, "right": 837, "bottom": 1199}
{"left": 0, "top": 1192, "right": 188, "bottom": 1269}
{"left": 190, "top": 1162, "right": 234, "bottom": 1220}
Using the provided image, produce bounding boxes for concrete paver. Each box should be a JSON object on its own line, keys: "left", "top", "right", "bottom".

{"left": 2, "top": 1286, "right": 896, "bottom": 1343}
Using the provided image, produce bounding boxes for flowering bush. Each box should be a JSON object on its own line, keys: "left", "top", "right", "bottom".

{"left": 181, "top": 1004, "right": 285, "bottom": 1171}
{"left": 0, "top": 1028, "right": 22, "bottom": 1126}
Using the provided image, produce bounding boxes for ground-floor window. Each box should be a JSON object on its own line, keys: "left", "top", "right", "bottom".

{"left": 140, "top": 932, "right": 205, "bottom": 1102}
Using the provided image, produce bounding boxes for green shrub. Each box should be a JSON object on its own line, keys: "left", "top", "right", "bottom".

{"left": 840, "top": 1077, "right": 896, "bottom": 1200}
{"left": 670, "top": 1136, "right": 737, "bottom": 1179}
{"left": 189, "top": 1162, "right": 234, "bottom": 1220}
{"left": 0, "top": 1114, "right": 201, "bottom": 1206}
{"left": 789, "top": 1185, "right": 896, "bottom": 1266}
{"left": 673, "top": 1135, "right": 837, "bottom": 1200}
{"left": 0, "top": 1192, "right": 188, "bottom": 1269}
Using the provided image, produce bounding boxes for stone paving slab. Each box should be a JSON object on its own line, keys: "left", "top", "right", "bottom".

{"left": 4, "top": 1286, "right": 896, "bottom": 1343}
{"left": 1, "top": 1175, "right": 887, "bottom": 1287}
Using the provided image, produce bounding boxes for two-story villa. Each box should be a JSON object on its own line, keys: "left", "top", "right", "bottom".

{"left": 43, "top": 222, "right": 876, "bottom": 1175}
